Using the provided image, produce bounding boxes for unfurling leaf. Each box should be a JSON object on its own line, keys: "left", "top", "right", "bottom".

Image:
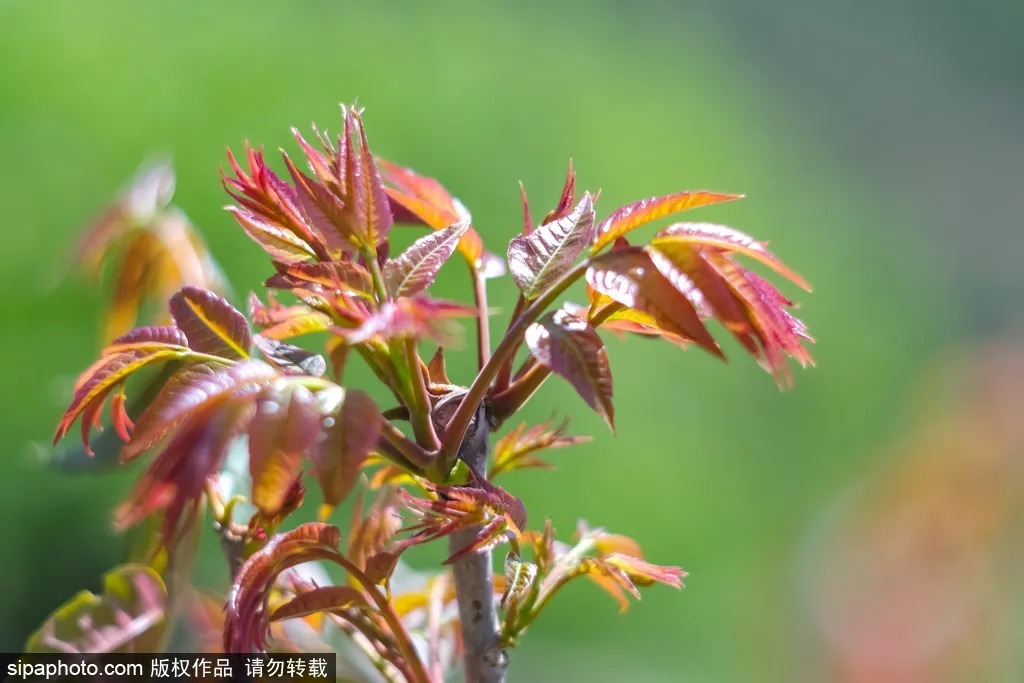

{"left": 490, "top": 418, "right": 590, "bottom": 479}
{"left": 403, "top": 476, "right": 527, "bottom": 563}
{"left": 225, "top": 523, "right": 342, "bottom": 653}
{"left": 26, "top": 564, "right": 167, "bottom": 654}
{"left": 508, "top": 193, "right": 595, "bottom": 299}
{"left": 170, "top": 286, "right": 252, "bottom": 359}
{"left": 248, "top": 384, "right": 321, "bottom": 516}
{"left": 384, "top": 220, "right": 470, "bottom": 298}
{"left": 644, "top": 224, "right": 813, "bottom": 383}
{"left": 592, "top": 190, "right": 742, "bottom": 252}
{"left": 586, "top": 247, "right": 722, "bottom": 358}
{"left": 525, "top": 310, "right": 614, "bottom": 429}
{"left": 311, "top": 389, "right": 382, "bottom": 513}
{"left": 501, "top": 552, "right": 538, "bottom": 608}
{"left": 223, "top": 144, "right": 327, "bottom": 260}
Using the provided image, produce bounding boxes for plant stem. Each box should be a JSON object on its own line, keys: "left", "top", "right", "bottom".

{"left": 448, "top": 419, "right": 506, "bottom": 683}
{"left": 471, "top": 265, "right": 491, "bottom": 371}
{"left": 405, "top": 338, "right": 441, "bottom": 449}
{"left": 439, "top": 261, "right": 588, "bottom": 472}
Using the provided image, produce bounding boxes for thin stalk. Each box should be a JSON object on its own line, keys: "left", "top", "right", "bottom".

{"left": 378, "top": 419, "right": 434, "bottom": 472}
{"left": 471, "top": 265, "right": 491, "bottom": 370}
{"left": 491, "top": 295, "right": 525, "bottom": 393}
{"left": 439, "top": 261, "right": 589, "bottom": 472}
{"left": 332, "top": 556, "right": 434, "bottom": 683}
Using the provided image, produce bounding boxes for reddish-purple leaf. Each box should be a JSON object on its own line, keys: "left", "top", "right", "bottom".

{"left": 267, "top": 260, "right": 372, "bottom": 298}
{"left": 270, "top": 585, "right": 367, "bottom": 622}
{"left": 651, "top": 222, "right": 810, "bottom": 290}
{"left": 54, "top": 348, "right": 187, "bottom": 448}
{"left": 311, "top": 389, "right": 382, "bottom": 513}
{"left": 348, "top": 296, "right": 476, "bottom": 346}
{"left": 170, "top": 286, "right": 252, "bottom": 359}
{"left": 383, "top": 220, "right": 470, "bottom": 298}
{"left": 248, "top": 384, "right": 321, "bottom": 516}
{"left": 508, "top": 193, "right": 595, "bottom": 299}
{"left": 225, "top": 523, "right": 341, "bottom": 652}
{"left": 524, "top": 309, "right": 614, "bottom": 429}
{"left": 223, "top": 145, "right": 326, "bottom": 259}
{"left": 123, "top": 360, "right": 277, "bottom": 461}
{"left": 586, "top": 248, "right": 722, "bottom": 358}
{"left": 283, "top": 152, "right": 352, "bottom": 256}
{"left": 341, "top": 105, "right": 393, "bottom": 250}
{"left": 116, "top": 398, "right": 255, "bottom": 544}
{"left": 541, "top": 159, "right": 577, "bottom": 224}
{"left": 226, "top": 206, "right": 317, "bottom": 263}
{"left": 378, "top": 158, "right": 491, "bottom": 266}
{"left": 107, "top": 326, "right": 190, "bottom": 352}
{"left": 592, "top": 191, "right": 743, "bottom": 252}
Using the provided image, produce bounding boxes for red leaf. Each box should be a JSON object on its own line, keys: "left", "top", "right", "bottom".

{"left": 224, "top": 523, "right": 341, "bottom": 652}
{"left": 311, "top": 389, "right": 382, "bottom": 513}
{"left": 383, "top": 220, "right": 470, "bottom": 298}
{"left": 248, "top": 384, "right": 321, "bottom": 516}
{"left": 170, "top": 287, "right": 252, "bottom": 359}
{"left": 651, "top": 222, "right": 810, "bottom": 290}
{"left": 348, "top": 296, "right": 476, "bottom": 346}
{"left": 341, "top": 105, "right": 393, "bottom": 250}
{"left": 283, "top": 152, "right": 352, "bottom": 255}
{"left": 54, "top": 347, "right": 187, "bottom": 448}
{"left": 592, "top": 191, "right": 743, "bottom": 252}
{"left": 223, "top": 145, "right": 326, "bottom": 259}
{"left": 508, "top": 193, "right": 596, "bottom": 299}
{"left": 524, "top": 309, "right": 614, "bottom": 429}
{"left": 267, "top": 260, "right": 372, "bottom": 298}
{"left": 115, "top": 398, "right": 255, "bottom": 544}
{"left": 489, "top": 417, "right": 589, "bottom": 479}
{"left": 378, "top": 158, "right": 492, "bottom": 267}
{"left": 586, "top": 247, "right": 722, "bottom": 358}
{"left": 107, "top": 326, "right": 190, "bottom": 352}
{"left": 123, "top": 360, "right": 278, "bottom": 461}
{"left": 270, "top": 585, "right": 366, "bottom": 622}
{"left": 540, "top": 159, "right": 577, "bottom": 224}
{"left": 226, "top": 206, "right": 317, "bottom": 263}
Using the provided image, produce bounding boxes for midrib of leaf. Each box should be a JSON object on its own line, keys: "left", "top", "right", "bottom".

{"left": 184, "top": 298, "right": 250, "bottom": 358}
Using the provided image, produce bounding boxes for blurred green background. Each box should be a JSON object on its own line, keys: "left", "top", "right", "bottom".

{"left": 2, "top": 1, "right": 1021, "bottom": 681}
